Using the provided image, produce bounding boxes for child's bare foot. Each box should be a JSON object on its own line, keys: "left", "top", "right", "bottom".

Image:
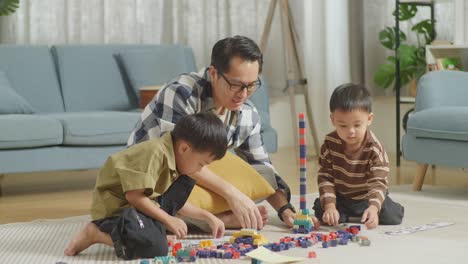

{"left": 64, "top": 222, "right": 110, "bottom": 256}
{"left": 217, "top": 205, "right": 269, "bottom": 229}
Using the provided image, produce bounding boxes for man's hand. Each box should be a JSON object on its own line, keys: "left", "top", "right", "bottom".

{"left": 226, "top": 191, "right": 263, "bottom": 230}
{"left": 164, "top": 216, "right": 188, "bottom": 239}
{"left": 323, "top": 204, "right": 340, "bottom": 226}
{"left": 361, "top": 205, "right": 379, "bottom": 229}
{"left": 207, "top": 215, "right": 225, "bottom": 238}
{"left": 281, "top": 208, "right": 296, "bottom": 228}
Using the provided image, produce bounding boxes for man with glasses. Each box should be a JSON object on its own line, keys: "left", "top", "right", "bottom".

{"left": 128, "top": 36, "right": 318, "bottom": 230}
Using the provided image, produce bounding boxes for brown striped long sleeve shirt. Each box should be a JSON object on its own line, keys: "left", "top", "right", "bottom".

{"left": 317, "top": 130, "right": 389, "bottom": 211}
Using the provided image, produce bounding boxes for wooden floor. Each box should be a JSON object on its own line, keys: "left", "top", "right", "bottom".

{"left": 1, "top": 147, "right": 468, "bottom": 224}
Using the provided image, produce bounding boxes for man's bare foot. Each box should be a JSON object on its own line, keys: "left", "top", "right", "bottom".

{"left": 216, "top": 205, "right": 269, "bottom": 229}
{"left": 64, "top": 222, "right": 110, "bottom": 256}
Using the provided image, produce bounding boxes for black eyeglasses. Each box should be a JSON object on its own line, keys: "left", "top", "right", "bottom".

{"left": 218, "top": 72, "right": 261, "bottom": 93}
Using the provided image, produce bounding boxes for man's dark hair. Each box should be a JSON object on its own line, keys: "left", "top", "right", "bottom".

{"left": 211, "top": 35, "right": 263, "bottom": 74}
{"left": 172, "top": 112, "right": 227, "bottom": 160}
{"left": 329, "top": 83, "right": 372, "bottom": 113}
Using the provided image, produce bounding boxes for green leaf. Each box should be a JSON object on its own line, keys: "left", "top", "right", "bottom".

{"left": 412, "top": 19, "right": 435, "bottom": 45}
{"left": 394, "top": 4, "right": 417, "bottom": 21}
{"left": 0, "top": 0, "right": 19, "bottom": 16}
{"left": 374, "top": 63, "right": 396, "bottom": 89}
{"left": 379, "top": 26, "right": 407, "bottom": 50}
{"left": 398, "top": 44, "right": 418, "bottom": 68}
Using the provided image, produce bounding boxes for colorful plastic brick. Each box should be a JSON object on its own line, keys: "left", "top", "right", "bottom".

{"left": 199, "top": 240, "right": 213, "bottom": 248}
{"left": 153, "top": 256, "right": 177, "bottom": 264}
{"left": 176, "top": 248, "right": 196, "bottom": 262}
{"left": 229, "top": 228, "right": 268, "bottom": 247}
{"left": 308, "top": 251, "right": 317, "bottom": 258}
{"left": 360, "top": 240, "right": 371, "bottom": 246}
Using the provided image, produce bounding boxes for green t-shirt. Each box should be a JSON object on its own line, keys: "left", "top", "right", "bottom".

{"left": 91, "top": 133, "right": 180, "bottom": 220}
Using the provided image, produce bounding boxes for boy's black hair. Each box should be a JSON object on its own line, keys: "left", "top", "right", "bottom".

{"left": 172, "top": 112, "right": 228, "bottom": 160}
{"left": 211, "top": 35, "right": 263, "bottom": 74}
{"left": 329, "top": 83, "right": 372, "bottom": 113}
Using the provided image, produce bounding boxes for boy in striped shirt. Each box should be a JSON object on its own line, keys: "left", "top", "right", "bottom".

{"left": 313, "top": 83, "right": 404, "bottom": 229}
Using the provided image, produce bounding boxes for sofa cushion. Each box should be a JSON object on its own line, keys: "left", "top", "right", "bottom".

{"left": 0, "top": 115, "right": 63, "bottom": 149}
{"left": 0, "top": 71, "right": 36, "bottom": 114}
{"left": 52, "top": 45, "right": 143, "bottom": 112}
{"left": 247, "top": 77, "right": 277, "bottom": 153}
{"left": 117, "top": 46, "right": 196, "bottom": 98}
{"left": 407, "top": 107, "right": 468, "bottom": 141}
{"left": 46, "top": 111, "right": 140, "bottom": 145}
{"left": 0, "top": 45, "right": 64, "bottom": 113}
{"left": 188, "top": 152, "right": 275, "bottom": 214}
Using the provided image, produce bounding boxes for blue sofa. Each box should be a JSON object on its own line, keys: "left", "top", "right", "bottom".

{"left": 0, "top": 44, "right": 277, "bottom": 175}
{"left": 402, "top": 71, "right": 468, "bottom": 190}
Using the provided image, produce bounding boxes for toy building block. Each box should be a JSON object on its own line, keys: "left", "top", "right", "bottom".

{"left": 338, "top": 238, "right": 349, "bottom": 245}
{"left": 252, "top": 259, "right": 262, "bottom": 264}
{"left": 322, "top": 241, "right": 329, "bottom": 248}
{"left": 153, "top": 256, "right": 177, "bottom": 264}
{"left": 230, "top": 228, "right": 267, "bottom": 247}
{"left": 140, "top": 260, "right": 150, "bottom": 264}
{"left": 308, "top": 251, "right": 317, "bottom": 258}
{"left": 352, "top": 236, "right": 362, "bottom": 243}
{"left": 330, "top": 239, "right": 338, "bottom": 247}
{"left": 349, "top": 226, "right": 360, "bottom": 234}
{"left": 349, "top": 225, "right": 361, "bottom": 231}
{"left": 199, "top": 240, "right": 213, "bottom": 248}
{"left": 176, "top": 248, "right": 196, "bottom": 262}
{"left": 360, "top": 240, "right": 371, "bottom": 246}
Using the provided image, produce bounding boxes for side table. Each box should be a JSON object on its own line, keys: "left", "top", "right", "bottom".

{"left": 139, "top": 85, "right": 161, "bottom": 109}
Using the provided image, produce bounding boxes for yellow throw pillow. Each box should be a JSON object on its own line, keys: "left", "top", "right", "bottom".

{"left": 188, "top": 152, "right": 275, "bottom": 214}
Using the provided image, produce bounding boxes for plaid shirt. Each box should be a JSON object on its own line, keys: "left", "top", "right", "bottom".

{"left": 127, "top": 68, "right": 290, "bottom": 198}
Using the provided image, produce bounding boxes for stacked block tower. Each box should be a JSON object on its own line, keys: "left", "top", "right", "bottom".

{"left": 292, "top": 113, "right": 315, "bottom": 234}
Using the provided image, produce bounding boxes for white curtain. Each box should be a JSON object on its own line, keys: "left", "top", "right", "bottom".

{"left": 0, "top": 0, "right": 289, "bottom": 93}
{"left": 302, "top": 0, "right": 360, "bottom": 142}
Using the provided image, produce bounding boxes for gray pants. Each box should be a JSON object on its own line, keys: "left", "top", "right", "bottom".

{"left": 313, "top": 193, "right": 404, "bottom": 225}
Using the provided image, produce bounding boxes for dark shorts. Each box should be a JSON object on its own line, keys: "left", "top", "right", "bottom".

{"left": 313, "top": 193, "right": 404, "bottom": 225}
{"left": 93, "top": 174, "right": 195, "bottom": 260}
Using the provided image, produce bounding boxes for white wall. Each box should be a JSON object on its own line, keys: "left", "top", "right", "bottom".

{"left": 269, "top": 94, "right": 318, "bottom": 150}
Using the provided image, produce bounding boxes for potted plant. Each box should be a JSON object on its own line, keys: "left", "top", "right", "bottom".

{"left": 0, "top": 0, "right": 19, "bottom": 16}
{"left": 374, "top": 3, "right": 435, "bottom": 95}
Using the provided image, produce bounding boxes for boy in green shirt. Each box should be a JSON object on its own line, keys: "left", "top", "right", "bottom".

{"left": 64, "top": 112, "right": 228, "bottom": 259}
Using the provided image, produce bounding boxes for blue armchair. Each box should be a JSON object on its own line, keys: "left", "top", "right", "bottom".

{"left": 402, "top": 71, "right": 468, "bottom": 190}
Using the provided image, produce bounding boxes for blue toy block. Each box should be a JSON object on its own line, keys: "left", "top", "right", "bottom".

{"left": 322, "top": 241, "right": 329, "bottom": 248}
{"left": 339, "top": 238, "right": 349, "bottom": 245}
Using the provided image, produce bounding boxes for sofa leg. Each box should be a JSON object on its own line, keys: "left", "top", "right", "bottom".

{"left": 430, "top": 165, "right": 436, "bottom": 186}
{"left": 0, "top": 174, "right": 4, "bottom": 196}
{"left": 413, "top": 163, "right": 428, "bottom": 191}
